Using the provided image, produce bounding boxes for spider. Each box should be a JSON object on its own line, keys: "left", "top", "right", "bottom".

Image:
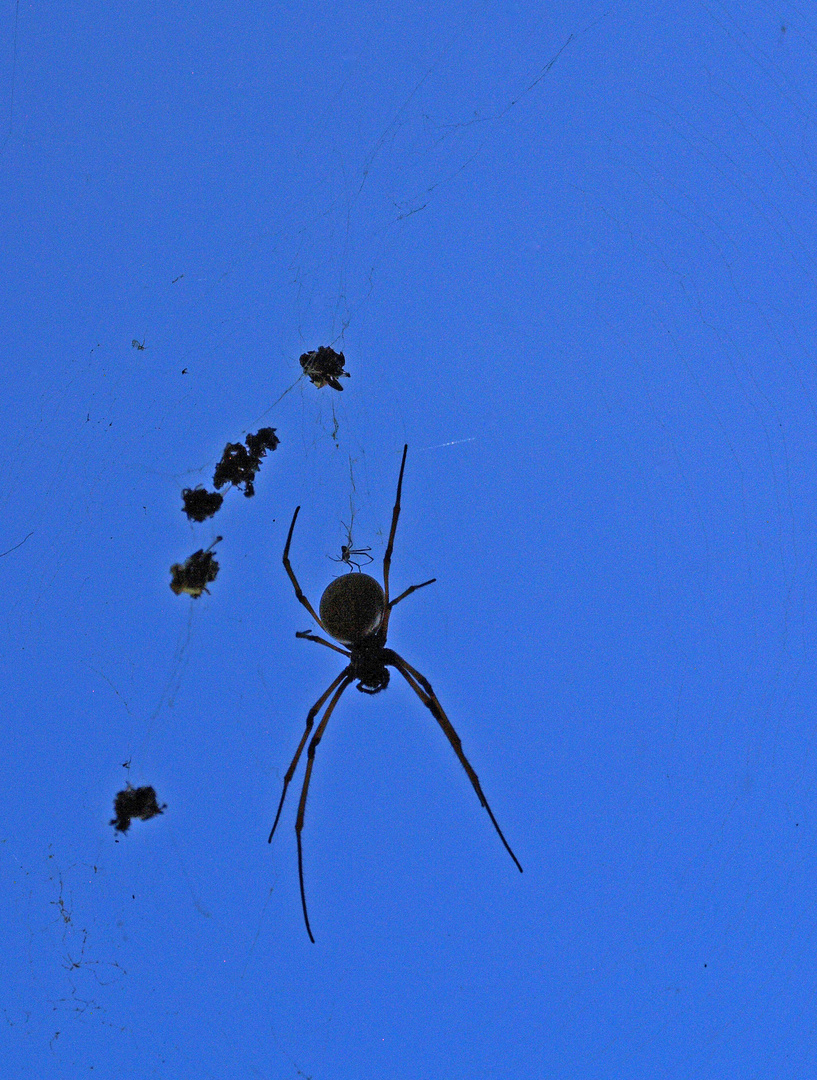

{"left": 328, "top": 523, "right": 373, "bottom": 572}
{"left": 269, "top": 444, "right": 522, "bottom": 941}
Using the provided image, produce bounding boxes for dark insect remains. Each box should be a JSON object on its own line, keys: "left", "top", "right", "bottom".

{"left": 110, "top": 784, "right": 167, "bottom": 833}
{"left": 181, "top": 427, "right": 279, "bottom": 521}
{"left": 299, "top": 345, "right": 350, "bottom": 391}
{"left": 169, "top": 537, "right": 221, "bottom": 598}
{"left": 269, "top": 444, "right": 522, "bottom": 941}
{"left": 181, "top": 487, "right": 224, "bottom": 522}
{"left": 213, "top": 426, "right": 280, "bottom": 497}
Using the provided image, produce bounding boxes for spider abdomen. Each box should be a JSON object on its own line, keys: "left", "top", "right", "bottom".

{"left": 319, "top": 572, "right": 385, "bottom": 645}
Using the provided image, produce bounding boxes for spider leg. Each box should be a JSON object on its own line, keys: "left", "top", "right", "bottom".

{"left": 268, "top": 667, "right": 351, "bottom": 844}
{"left": 387, "top": 577, "right": 437, "bottom": 611}
{"left": 283, "top": 506, "right": 324, "bottom": 627}
{"left": 295, "top": 630, "right": 352, "bottom": 657}
{"left": 351, "top": 548, "right": 374, "bottom": 572}
{"left": 382, "top": 444, "right": 408, "bottom": 608}
{"left": 295, "top": 672, "right": 355, "bottom": 942}
{"left": 386, "top": 649, "right": 523, "bottom": 874}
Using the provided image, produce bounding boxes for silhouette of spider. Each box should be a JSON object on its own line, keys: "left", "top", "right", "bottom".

{"left": 328, "top": 523, "right": 373, "bottom": 572}
{"left": 269, "top": 444, "right": 522, "bottom": 941}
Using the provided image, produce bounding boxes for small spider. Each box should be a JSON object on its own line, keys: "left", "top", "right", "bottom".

{"left": 328, "top": 523, "right": 373, "bottom": 572}
{"left": 269, "top": 444, "right": 522, "bottom": 941}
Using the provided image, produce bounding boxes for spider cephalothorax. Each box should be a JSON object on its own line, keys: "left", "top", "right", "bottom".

{"left": 270, "top": 444, "right": 522, "bottom": 941}
{"left": 350, "top": 645, "right": 391, "bottom": 693}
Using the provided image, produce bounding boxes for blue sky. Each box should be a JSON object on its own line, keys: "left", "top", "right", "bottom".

{"left": 3, "top": 1, "right": 817, "bottom": 1076}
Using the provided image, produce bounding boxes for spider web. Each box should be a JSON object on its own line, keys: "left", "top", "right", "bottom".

{"left": 3, "top": 2, "right": 817, "bottom": 1076}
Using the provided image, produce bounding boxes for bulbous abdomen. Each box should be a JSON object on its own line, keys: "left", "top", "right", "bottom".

{"left": 319, "top": 573, "right": 385, "bottom": 645}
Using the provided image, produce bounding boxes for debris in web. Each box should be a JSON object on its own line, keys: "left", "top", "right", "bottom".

{"left": 110, "top": 784, "right": 167, "bottom": 833}
{"left": 0, "top": 530, "right": 33, "bottom": 559}
{"left": 180, "top": 428, "right": 279, "bottom": 519}
{"left": 299, "top": 346, "right": 350, "bottom": 391}
{"left": 181, "top": 487, "right": 224, "bottom": 522}
{"left": 170, "top": 537, "right": 222, "bottom": 597}
{"left": 212, "top": 426, "right": 280, "bottom": 497}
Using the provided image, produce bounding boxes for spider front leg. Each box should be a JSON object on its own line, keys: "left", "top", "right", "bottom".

{"left": 387, "top": 577, "right": 437, "bottom": 611}
{"left": 283, "top": 506, "right": 324, "bottom": 628}
{"left": 268, "top": 667, "right": 351, "bottom": 843}
{"left": 381, "top": 576, "right": 436, "bottom": 639}
{"left": 382, "top": 444, "right": 408, "bottom": 608}
{"left": 386, "top": 649, "right": 523, "bottom": 874}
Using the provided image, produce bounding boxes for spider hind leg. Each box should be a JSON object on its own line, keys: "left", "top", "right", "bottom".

{"left": 294, "top": 672, "right": 355, "bottom": 942}
{"left": 386, "top": 648, "right": 523, "bottom": 874}
{"left": 268, "top": 668, "right": 352, "bottom": 845}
